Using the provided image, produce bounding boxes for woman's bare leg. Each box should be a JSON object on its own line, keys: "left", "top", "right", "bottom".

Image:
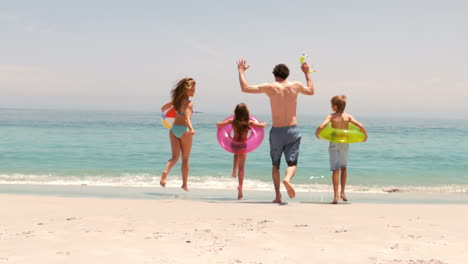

{"left": 160, "top": 131, "right": 181, "bottom": 187}
{"left": 180, "top": 132, "right": 193, "bottom": 191}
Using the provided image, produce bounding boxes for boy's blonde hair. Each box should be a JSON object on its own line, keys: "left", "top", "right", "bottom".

{"left": 331, "top": 95, "right": 346, "bottom": 113}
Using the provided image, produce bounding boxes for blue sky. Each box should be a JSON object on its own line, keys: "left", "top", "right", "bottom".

{"left": 1, "top": 0, "right": 467, "bottom": 118}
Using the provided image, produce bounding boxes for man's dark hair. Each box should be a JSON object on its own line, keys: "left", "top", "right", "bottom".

{"left": 272, "top": 64, "right": 289, "bottom": 80}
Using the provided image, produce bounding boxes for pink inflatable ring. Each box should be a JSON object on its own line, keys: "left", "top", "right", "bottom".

{"left": 217, "top": 115, "right": 265, "bottom": 154}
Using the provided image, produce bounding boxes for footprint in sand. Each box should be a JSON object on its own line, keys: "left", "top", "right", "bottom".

{"left": 16, "top": 231, "right": 34, "bottom": 237}
{"left": 334, "top": 228, "right": 349, "bottom": 233}
{"left": 408, "top": 260, "right": 447, "bottom": 264}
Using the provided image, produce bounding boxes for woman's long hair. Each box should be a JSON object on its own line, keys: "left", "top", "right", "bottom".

{"left": 171, "top": 78, "right": 196, "bottom": 111}
{"left": 232, "top": 103, "right": 250, "bottom": 141}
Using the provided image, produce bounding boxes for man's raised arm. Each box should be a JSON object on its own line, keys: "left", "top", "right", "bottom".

{"left": 237, "top": 58, "right": 266, "bottom": 94}
{"left": 298, "top": 62, "right": 315, "bottom": 95}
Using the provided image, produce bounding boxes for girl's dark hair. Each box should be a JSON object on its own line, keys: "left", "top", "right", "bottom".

{"left": 171, "top": 78, "right": 196, "bottom": 111}
{"left": 232, "top": 103, "right": 250, "bottom": 141}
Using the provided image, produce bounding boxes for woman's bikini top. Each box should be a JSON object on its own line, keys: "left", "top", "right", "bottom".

{"left": 176, "top": 101, "right": 190, "bottom": 116}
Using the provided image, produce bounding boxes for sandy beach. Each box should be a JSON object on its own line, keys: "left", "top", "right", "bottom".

{"left": 1, "top": 193, "right": 467, "bottom": 264}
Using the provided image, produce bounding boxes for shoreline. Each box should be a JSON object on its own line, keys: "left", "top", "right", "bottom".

{"left": 1, "top": 184, "right": 468, "bottom": 205}
{"left": 2, "top": 173, "right": 467, "bottom": 195}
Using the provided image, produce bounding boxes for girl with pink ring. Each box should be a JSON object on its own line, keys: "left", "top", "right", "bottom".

{"left": 216, "top": 103, "right": 266, "bottom": 199}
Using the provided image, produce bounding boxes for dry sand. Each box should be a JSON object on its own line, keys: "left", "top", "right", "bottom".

{"left": 0, "top": 194, "right": 467, "bottom": 263}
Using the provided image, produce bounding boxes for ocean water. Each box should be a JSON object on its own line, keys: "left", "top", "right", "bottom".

{"left": 1, "top": 109, "right": 467, "bottom": 195}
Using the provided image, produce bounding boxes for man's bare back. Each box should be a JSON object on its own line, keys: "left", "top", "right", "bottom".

{"left": 264, "top": 81, "right": 305, "bottom": 127}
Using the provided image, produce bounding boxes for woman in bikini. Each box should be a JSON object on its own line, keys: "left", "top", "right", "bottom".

{"left": 160, "top": 78, "right": 196, "bottom": 191}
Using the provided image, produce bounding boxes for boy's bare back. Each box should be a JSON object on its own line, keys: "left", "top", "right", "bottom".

{"left": 330, "top": 112, "right": 353, "bottom": 129}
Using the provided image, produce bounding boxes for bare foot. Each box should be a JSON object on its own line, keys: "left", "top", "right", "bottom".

{"left": 160, "top": 172, "right": 167, "bottom": 188}
{"left": 232, "top": 172, "right": 237, "bottom": 178}
{"left": 282, "top": 179, "right": 296, "bottom": 199}
{"left": 181, "top": 184, "right": 188, "bottom": 191}
{"left": 237, "top": 186, "right": 243, "bottom": 200}
{"left": 340, "top": 192, "right": 348, "bottom": 202}
{"left": 272, "top": 193, "right": 282, "bottom": 203}
{"left": 332, "top": 197, "right": 339, "bottom": 204}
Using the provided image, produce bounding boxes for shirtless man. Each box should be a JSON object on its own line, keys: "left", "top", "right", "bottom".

{"left": 237, "top": 58, "right": 315, "bottom": 203}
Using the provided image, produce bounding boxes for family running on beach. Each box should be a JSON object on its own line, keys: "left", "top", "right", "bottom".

{"left": 160, "top": 58, "right": 368, "bottom": 204}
